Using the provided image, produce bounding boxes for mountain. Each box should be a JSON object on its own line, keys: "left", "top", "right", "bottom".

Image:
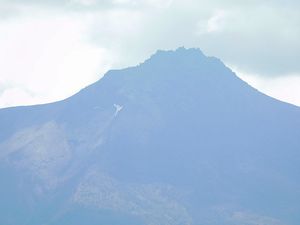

{"left": 0, "top": 47, "right": 299, "bottom": 225}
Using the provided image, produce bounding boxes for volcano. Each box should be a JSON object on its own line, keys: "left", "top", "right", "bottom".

{"left": 0, "top": 48, "right": 299, "bottom": 225}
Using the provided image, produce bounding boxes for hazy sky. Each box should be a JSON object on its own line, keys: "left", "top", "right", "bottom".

{"left": 0, "top": 0, "right": 300, "bottom": 108}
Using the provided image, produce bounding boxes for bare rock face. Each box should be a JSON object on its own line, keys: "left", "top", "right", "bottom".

{"left": 73, "top": 168, "right": 192, "bottom": 225}
{"left": 0, "top": 121, "right": 71, "bottom": 191}
{"left": 0, "top": 48, "right": 300, "bottom": 225}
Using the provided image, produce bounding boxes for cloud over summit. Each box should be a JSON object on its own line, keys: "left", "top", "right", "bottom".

{"left": 0, "top": 0, "right": 299, "bottom": 107}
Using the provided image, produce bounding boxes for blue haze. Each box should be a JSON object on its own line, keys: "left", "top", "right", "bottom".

{"left": 0, "top": 48, "right": 300, "bottom": 225}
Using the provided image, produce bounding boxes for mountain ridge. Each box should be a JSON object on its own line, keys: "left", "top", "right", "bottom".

{"left": 1, "top": 47, "right": 298, "bottom": 110}
{"left": 0, "top": 47, "right": 299, "bottom": 225}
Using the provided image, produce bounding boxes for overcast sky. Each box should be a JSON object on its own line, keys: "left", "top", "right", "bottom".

{"left": 0, "top": 0, "right": 300, "bottom": 108}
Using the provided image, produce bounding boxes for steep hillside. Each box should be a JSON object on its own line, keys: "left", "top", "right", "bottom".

{"left": 0, "top": 48, "right": 299, "bottom": 225}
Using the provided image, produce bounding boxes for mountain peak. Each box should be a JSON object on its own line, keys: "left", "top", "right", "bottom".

{"left": 1, "top": 47, "right": 300, "bottom": 225}
{"left": 142, "top": 47, "right": 209, "bottom": 67}
{"left": 154, "top": 47, "right": 205, "bottom": 57}
{"left": 78, "top": 46, "right": 247, "bottom": 108}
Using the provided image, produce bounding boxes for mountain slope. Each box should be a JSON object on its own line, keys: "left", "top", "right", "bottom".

{"left": 0, "top": 48, "right": 300, "bottom": 225}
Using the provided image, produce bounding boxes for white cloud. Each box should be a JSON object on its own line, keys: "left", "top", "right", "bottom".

{"left": 113, "top": 0, "right": 173, "bottom": 8}
{"left": 196, "top": 9, "right": 228, "bottom": 35}
{"left": 0, "top": 0, "right": 300, "bottom": 108}
{"left": 206, "top": 9, "right": 227, "bottom": 33}
{"left": 0, "top": 87, "right": 40, "bottom": 108}
{"left": 70, "top": 0, "right": 97, "bottom": 6}
{"left": 231, "top": 66, "right": 300, "bottom": 107}
{"left": 0, "top": 11, "right": 114, "bottom": 108}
